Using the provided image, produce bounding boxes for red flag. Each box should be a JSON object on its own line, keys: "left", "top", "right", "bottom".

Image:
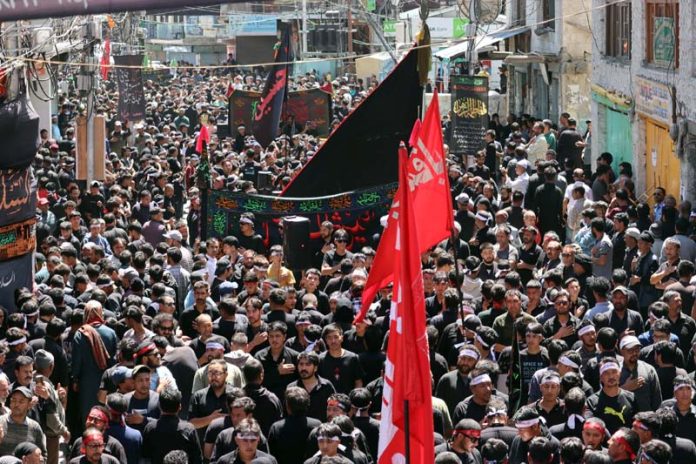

{"left": 354, "top": 91, "right": 452, "bottom": 324}
{"left": 378, "top": 144, "right": 434, "bottom": 464}
{"left": 195, "top": 124, "right": 210, "bottom": 154}
{"left": 100, "top": 39, "right": 111, "bottom": 80}
{"left": 225, "top": 83, "right": 234, "bottom": 99}
{"left": 408, "top": 118, "right": 421, "bottom": 147}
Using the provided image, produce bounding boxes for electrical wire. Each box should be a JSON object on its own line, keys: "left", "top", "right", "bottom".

{"left": 4, "top": 0, "right": 628, "bottom": 73}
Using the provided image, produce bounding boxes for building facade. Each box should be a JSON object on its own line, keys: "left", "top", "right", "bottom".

{"left": 505, "top": 0, "right": 593, "bottom": 126}
{"left": 591, "top": 0, "right": 696, "bottom": 201}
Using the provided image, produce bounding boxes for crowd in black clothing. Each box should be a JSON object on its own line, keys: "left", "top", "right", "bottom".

{"left": 7, "top": 64, "right": 696, "bottom": 464}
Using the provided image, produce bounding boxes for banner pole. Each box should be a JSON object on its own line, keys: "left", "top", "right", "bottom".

{"left": 404, "top": 399, "right": 411, "bottom": 464}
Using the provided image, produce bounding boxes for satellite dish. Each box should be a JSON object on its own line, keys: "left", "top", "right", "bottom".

{"left": 458, "top": 0, "right": 501, "bottom": 25}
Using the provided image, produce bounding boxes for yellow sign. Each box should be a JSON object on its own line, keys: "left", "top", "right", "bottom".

{"left": 453, "top": 97, "right": 488, "bottom": 119}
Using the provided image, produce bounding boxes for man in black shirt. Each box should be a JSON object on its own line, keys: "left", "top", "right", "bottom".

{"left": 142, "top": 387, "right": 202, "bottom": 464}
{"left": 267, "top": 387, "right": 320, "bottom": 464}
{"left": 318, "top": 324, "right": 364, "bottom": 394}
{"left": 242, "top": 359, "right": 283, "bottom": 436}
{"left": 215, "top": 418, "right": 277, "bottom": 464}
{"left": 254, "top": 322, "right": 299, "bottom": 402}
{"left": 586, "top": 358, "right": 636, "bottom": 434}
{"left": 434, "top": 419, "right": 483, "bottom": 464}
{"left": 452, "top": 367, "right": 494, "bottom": 423}
{"left": 237, "top": 215, "right": 266, "bottom": 255}
{"left": 189, "top": 360, "right": 234, "bottom": 440}
{"left": 321, "top": 230, "right": 354, "bottom": 278}
{"left": 287, "top": 351, "right": 335, "bottom": 422}
{"left": 123, "top": 366, "right": 161, "bottom": 433}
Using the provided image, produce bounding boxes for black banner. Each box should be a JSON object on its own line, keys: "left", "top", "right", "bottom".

{"left": 0, "top": 254, "right": 33, "bottom": 313}
{"left": 0, "top": 168, "right": 35, "bottom": 228}
{"left": 0, "top": 0, "right": 253, "bottom": 22}
{"left": 229, "top": 88, "right": 332, "bottom": 138}
{"left": 205, "top": 183, "right": 397, "bottom": 251}
{"left": 252, "top": 24, "right": 291, "bottom": 147}
{"left": 281, "top": 49, "right": 422, "bottom": 197}
{"left": 113, "top": 55, "right": 146, "bottom": 123}
{"left": 284, "top": 89, "right": 332, "bottom": 136}
{"left": 449, "top": 75, "right": 489, "bottom": 156}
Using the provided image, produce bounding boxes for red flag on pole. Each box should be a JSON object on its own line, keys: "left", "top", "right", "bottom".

{"left": 100, "top": 39, "right": 111, "bottom": 80}
{"left": 354, "top": 90, "right": 452, "bottom": 324}
{"left": 195, "top": 124, "right": 210, "bottom": 154}
{"left": 378, "top": 144, "right": 434, "bottom": 464}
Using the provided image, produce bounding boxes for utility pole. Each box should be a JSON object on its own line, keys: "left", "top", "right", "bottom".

{"left": 347, "top": 0, "right": 353, "bottom": 55}
{"left": 301, "top": 0, "right": 308, "bottom": 56}
{"left": 467, "top": 0, "right": 478, "bottom": 75}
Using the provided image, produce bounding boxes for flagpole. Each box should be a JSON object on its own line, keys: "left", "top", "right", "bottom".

{"left": 404, "top": 400, "right": 411, "bottom": 464}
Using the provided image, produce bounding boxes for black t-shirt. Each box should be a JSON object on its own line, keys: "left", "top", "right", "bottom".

{"left": 238, "top": 233, "right": 266, "bottom": 254}
{"left": 322, "top": 250, "right": 354, "bottom": 270}
{"left": 518, "top": 244, "right": 542, "bottom": 284}
{"left": 318, "top": 349, "right": 365, "bottom": 394}
{"left": 587, "top": 389, "right": 636, "bottom": 434}
{"left": 453, "top": 396, "right": 489, "bottom": 423}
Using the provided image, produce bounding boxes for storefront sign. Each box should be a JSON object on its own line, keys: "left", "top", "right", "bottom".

{"left": 449, "top": 75, "right": 489, "bottom": 155}
{"left": 0, "top": 218, "right": 35, "bottom": 261}
{"left": 634, "top": 76, "right": 672, "bottom": 125}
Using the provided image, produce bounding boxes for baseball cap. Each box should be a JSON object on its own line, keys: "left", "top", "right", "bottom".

{"left": 111, "top": 366, "right": 134, "bottom": 385}
{"left": 10, "top": 386, "right": 32, "bottom": 399}
{"left": 163, "top": 230, "right": 183, "bottom": 242}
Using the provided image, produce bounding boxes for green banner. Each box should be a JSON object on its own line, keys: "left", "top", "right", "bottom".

{"left": 653, "top": 17, "right": 675, "bottom": 66}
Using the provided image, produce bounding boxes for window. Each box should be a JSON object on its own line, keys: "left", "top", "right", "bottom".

{"left": 542, "top": 0, "right": 555, "bottom": 30}
{"left": 605, "top": 1, "right": 631, "bottom": 60}
{"left": 515, "top": 0, "right": 527, "bottom": 26}
{"left": 645, "top": 0, "right": 679, "bottom": 68}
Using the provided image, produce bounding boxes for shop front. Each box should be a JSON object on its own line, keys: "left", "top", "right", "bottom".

{"left": 591, "top": 84, "right": 633, "bottom": 173}
{"left": 634, "top": 76, "right": 679, "bottom": 200}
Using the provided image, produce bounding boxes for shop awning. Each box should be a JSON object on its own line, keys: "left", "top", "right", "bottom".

{"left": 434, "top": 26, "right": 530, "bottom": 61}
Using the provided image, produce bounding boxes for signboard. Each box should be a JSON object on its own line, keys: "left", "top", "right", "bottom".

{"left": 206, "top": 183, "right": 397, "bottom": 250}
{"left": 0, "top": 169, "right": 35, "bottom": 228}
{"left": 228, "top": 14, "right": 277, "bottom": 36}
{"left": 425, "top": 18, "right": 469, "bottom": 39}
{"left": 635, "top": 76, "right": 671, "bottom": 125}
{"left": 0, "top": 0, "right": 252, "bottom": 22}
{"left": 449, "top": 75, "right": 489, "bottom": 155}
{"left": 229, "top": 89, "right": 332, "bottom": 138}
{"left": 0, "top": 254, "right": 33, "bottom": 313}
{"left": 113, "top": 55, "right": 146, "bottom": 122}
{"left": 383, "top": 20, "right": 397, "bottom": 36}
{"left": 653, "top": 17, "right": 676, "bottom": 67}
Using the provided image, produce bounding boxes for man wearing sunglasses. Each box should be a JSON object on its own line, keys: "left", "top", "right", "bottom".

{"left": 435, "top": 419, "right": 482, "bottom": 464}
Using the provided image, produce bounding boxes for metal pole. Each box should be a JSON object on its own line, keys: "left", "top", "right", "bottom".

{"left": 468, "top": 0, "right": 478, "bottom": 76}
{"left": 301, "top": 0, "right": 308, "bottom": 56}
{"left": 404, "top": 399, "right": 411, "bottom": 464}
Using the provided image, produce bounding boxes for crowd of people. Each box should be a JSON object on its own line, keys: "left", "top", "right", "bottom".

{"left": 8, "top": 61, "right": 696, "bottom": 464}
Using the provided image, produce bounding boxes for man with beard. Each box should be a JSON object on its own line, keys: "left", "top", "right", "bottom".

{"left": 434, "top": 419, "right": 483, "bottom": 464}
{"left": 651, "top": 237, "right": 681, "bottom": 290}
{"left": 313, "top": 222, "right": 334, "bottom": 269}
{"left": 452, "top": 367, "right": 494, "bottom": 423}
{"left": 607, "top": 286, "right": 644, "bottom": 337}
{"left": 287, "top": 351, "right": 335, "bottom": 422}
{"left": 189, "top": 359, "right": 235, "bottom": 441}
{"left": 662, "top": 290, "right": 696, "bottom": 355}
{"left": 618, "top": 335, "right": 661, "bottom": 412}
{"left": 542, "top": 290, "right": 580, "bottom": 348}
{"left": 245, "top": 297, "right": 270, "bottom": 355}
{"left": 517, "top": 226, "right": 542, "bottom": 285}
{"left": 435, "top": 344, "right": 480, "bottom": 416}
{"left": 586, "top": 358, "right": 636, "bottom": 434}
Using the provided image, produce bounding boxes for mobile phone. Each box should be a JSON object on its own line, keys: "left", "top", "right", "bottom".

{"left": 34, "top": 375, "right": 45, "bottom": 385}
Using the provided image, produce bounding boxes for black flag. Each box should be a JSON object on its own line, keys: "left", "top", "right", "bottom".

{"left": 252, "top": 24, "right": 291, "bottom": 147}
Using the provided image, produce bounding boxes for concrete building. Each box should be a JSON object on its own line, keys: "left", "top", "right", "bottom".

{"left": 505, "top": 0, "right": 593, "bottom": 125}
{"left": 591, "top": 0, "right": 696, "bottom": 201}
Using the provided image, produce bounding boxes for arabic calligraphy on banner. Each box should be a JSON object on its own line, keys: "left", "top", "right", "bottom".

{"left": 113, "top": 55, "right": 146, "bottom": 122}
{"left": 206, "top": 183, "right": 397, "bottom": 250}
{"left": 0, "top": 168, "right": 35, "bottom": 228}
{"left": 450, "top": 75, "right": 489, "bottom": 156}
{"left": 0, "top": 254, "right": 33, "bottom": 313}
